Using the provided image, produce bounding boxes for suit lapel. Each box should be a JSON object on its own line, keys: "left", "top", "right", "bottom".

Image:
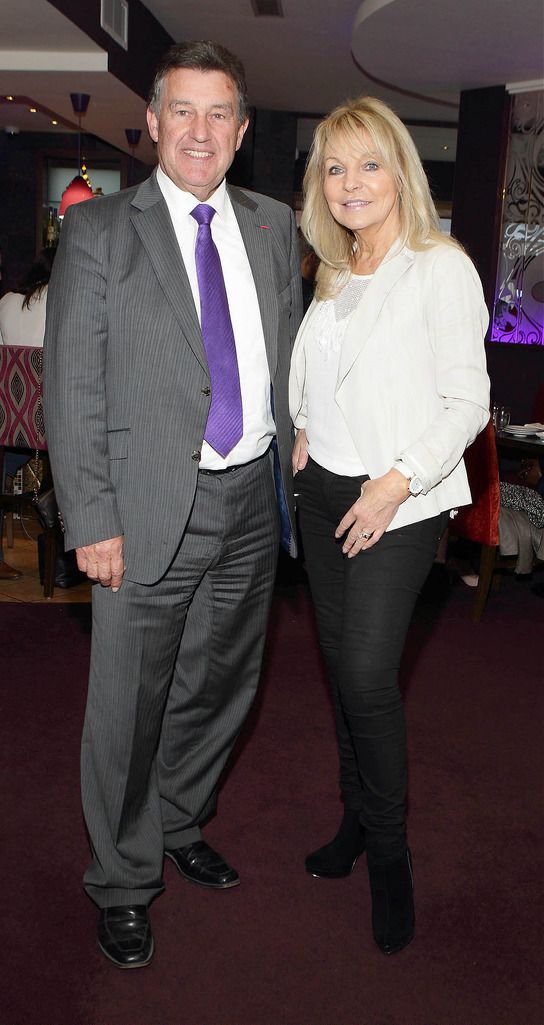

{"left": 130, "top": 173, "right": 208, "bottom": 371}
{"left": 337, "top": 246, "right": 414, "bottom": 390}
{"left": 228, "top": 186, "right": 278, "bottom": 378}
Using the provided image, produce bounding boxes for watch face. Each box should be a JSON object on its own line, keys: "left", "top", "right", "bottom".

{"left": 409, "top": 476, "right": 423, "bottom": 496}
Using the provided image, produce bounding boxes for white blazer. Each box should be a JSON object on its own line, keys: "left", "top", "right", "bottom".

{"left": 289, "top": 241, "right": 491, "bottom": 530}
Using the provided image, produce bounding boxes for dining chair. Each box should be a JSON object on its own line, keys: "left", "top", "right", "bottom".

{"left": 452, "top": 419, "right": 502, "bottom": 621}
{"left": 0, "top": 344, "right": 58, "bottom": 597}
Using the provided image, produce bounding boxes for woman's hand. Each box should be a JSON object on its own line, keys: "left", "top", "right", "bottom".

{"left": 335, "top": 469, "right": 410, "bottom": 557}
{"left": 292, "top": 428, "right": 309, "bottom": 474}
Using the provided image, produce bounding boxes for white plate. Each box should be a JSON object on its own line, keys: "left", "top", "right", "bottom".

{"left": 502, "top": 425, "right": 539, "bottom": 436}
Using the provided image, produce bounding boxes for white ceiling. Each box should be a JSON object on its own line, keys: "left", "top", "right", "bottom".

{"left": 0, "top": 0, "right": 542, "bottom": 163}
{"left": 0, "top": 0, "right": 156, "bottom": 163}
{"left": 352, "top": 0, "right": 544, "bottom": 92}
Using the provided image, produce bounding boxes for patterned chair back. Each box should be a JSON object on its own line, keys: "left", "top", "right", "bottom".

{"left": 0, "top": 345, "right": 46, "bottom": 450}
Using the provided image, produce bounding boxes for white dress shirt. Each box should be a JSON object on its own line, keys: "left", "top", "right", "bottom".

{"left": 157, "top": 167, "right": 274, "bottom": 469}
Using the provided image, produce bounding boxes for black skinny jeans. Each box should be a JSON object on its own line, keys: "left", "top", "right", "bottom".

{"left": 296, "top": 456, "right": 448, "bottom": 864}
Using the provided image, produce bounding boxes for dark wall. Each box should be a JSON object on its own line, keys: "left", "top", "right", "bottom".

{"left": 423, "top": 160, "right": 455, "bottom": 203}
{"left": 485, "top": 342, "right": 544, "bottom": 424}
{"left": 452, "top": 86, "right": 544, "bottom": 422}
{"left": 0, "top": 134, "right": 38, "bottom": 294}
{"left": 226, "top": 108, "right": 299, "bottom": 204}
{"left": 250, "top": 109, "right": 298, "bottom": 206}
{"left": 0, "top": 132, "right": 150, "bottom": 295}
{"left": 451, "top": 86, "right": 510, "bottom": 309}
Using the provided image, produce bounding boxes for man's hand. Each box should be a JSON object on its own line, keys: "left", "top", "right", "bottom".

{"left": 335, "top": 470, "right": 410, "bottom": 558}
{"left": 292, "top": 428, "right": 309, "bottom": 474}
{"left": 76, "top": 536, "right": 125, "bottom": 591}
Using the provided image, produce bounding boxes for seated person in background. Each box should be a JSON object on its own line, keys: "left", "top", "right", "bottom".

{"left": 496, "top": 443, "right": 544, "bottom": 590}
{"left": 517, "top": 453, "right": 544, "bottom": 597}
{"left": 0, "top": 248, "right": 56, "bottom": 579}
{"left": 499, "top": 479, "right": 544, "bottom": 579}
{"left": 444, "top": 457, "right": 544, "bottom": 592}
{"left": 0, "top": 248, "right": 55, "bottom": 346}
{"left": 519, "top": 456, "right": 544, "bottom": 496}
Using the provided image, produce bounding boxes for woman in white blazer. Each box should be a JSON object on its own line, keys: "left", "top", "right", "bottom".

{"left": 289, "top": 97, "right": 489, "bottom": 955}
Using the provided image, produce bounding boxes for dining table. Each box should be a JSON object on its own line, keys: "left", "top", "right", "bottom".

{"left": 495, "top": 431, "right": 544, "bottom": 459}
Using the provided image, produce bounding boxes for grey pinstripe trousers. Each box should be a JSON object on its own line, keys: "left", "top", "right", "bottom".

{"left": 81, "top": 455, "right": 279, "bottom": 907}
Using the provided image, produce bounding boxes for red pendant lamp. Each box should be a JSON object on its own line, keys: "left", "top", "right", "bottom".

{"left": 59, "top": 92, "right": 93, "bottom": 217}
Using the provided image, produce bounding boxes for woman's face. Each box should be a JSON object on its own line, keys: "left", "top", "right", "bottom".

{"left": 322, "top": 130, "right": 400, "bottom": 247}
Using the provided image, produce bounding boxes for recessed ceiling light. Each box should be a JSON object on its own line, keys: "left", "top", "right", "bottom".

{"left": 6, "top": 95, "right": 14, "bottom": 101}
{"left": 442, "top": 145, "right": 449, "bottom": 151}
{"left": 29, "top": 107, "right": 37, "bottom": 113}
{"left": 51, "top": 119, "right": 58, "bottom": 125}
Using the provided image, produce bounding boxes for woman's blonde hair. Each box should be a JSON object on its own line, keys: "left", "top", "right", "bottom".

{"left": 301, "top": 95, "right": 459, "bottom": 300}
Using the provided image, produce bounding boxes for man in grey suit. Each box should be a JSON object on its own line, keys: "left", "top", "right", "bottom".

{"left": 44, "top": 40, "right": 302, "bottom": 969}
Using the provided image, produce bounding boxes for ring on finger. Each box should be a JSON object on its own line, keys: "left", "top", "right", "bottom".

{"left": 357, "top": 530, "right": 372, "bottom": 541}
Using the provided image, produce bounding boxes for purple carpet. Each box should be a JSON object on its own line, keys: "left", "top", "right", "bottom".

{"left": 1, "top": 573, "right": 542, "bottom": 1025}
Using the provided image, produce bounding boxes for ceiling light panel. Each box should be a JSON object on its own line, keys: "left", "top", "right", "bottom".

{"left": 251, "top": 0, "right": 284, "bottom": 17}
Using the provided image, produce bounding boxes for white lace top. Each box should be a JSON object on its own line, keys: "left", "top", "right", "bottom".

{"left": 305, "top": 274, "right": 372, "bottom": 475}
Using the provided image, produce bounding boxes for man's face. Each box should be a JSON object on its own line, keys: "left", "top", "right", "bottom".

{"left": 147, "top": 67, "right": 248, "bottom": 201}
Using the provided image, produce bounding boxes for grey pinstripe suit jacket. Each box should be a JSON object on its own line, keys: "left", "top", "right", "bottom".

{"left": 43, "top": 171, "right": 302, "bottom": 583}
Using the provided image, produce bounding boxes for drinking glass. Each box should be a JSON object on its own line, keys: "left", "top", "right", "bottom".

{"left": 497, "top": 406, "right": 511, "bottom": 430}
{"left": 492, "top": 405, "right": 510, "bottom": 431}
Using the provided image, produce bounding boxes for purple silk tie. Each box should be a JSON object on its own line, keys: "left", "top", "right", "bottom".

{"left": 191, "top": 203, "right": 243, "bottom": 457}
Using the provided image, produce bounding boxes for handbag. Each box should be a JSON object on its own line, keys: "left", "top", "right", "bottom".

{"left": 22, "top": 453, "right": 45, "bottom": 494}
{"left": 28, "top": 437, "right": 64, "bottom": 532}
{"left": 32, "top": 486, "right": 60, "bottom": 530}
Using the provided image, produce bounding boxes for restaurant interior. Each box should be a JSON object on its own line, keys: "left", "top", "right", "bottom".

{"left": 0, "top": 2, "right": 542, "bottom": 1023}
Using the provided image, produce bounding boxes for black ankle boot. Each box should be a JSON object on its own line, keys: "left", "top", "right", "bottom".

{"left": 305, "top": 808, "right": 366, "bottom": 878}
{"left": 368, "top": 849, "right": 415, "bottom": 954}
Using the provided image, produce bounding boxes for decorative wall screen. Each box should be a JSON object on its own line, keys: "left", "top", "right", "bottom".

{"left": 491, "top": 90, "right": 544, "bottom": 346}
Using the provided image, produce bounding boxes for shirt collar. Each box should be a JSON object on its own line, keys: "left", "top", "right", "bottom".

{"left": 156, "top": 166, "right": 228, "bottom": 220}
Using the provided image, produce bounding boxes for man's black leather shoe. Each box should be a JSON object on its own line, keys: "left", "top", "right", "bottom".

{"left": 165, "top": 840, "right": 240, "bottom": 888}
{"left": 97, "top": 905, "right": 154, "bottom": 968}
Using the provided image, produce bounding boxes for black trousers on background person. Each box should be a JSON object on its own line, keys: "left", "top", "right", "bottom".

{"left": 296, "top": 456, "right": 448, "bottom": 864}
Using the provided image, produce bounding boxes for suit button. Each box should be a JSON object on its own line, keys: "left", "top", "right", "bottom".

{"left": 191, "top": 450, "right": 201, "bottom": 461}
{"left": 201, "top": 386, "right": 211, "bottom": 396}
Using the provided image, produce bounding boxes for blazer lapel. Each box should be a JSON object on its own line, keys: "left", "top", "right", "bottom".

{"left": 228, "top": 186, "right": 278, "bottom": 377}
{"left": 130, "top": 173, "right": 208, "bottom": 371}
{"left": 337, "top": 245, "right": 415, "bottom": 390}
